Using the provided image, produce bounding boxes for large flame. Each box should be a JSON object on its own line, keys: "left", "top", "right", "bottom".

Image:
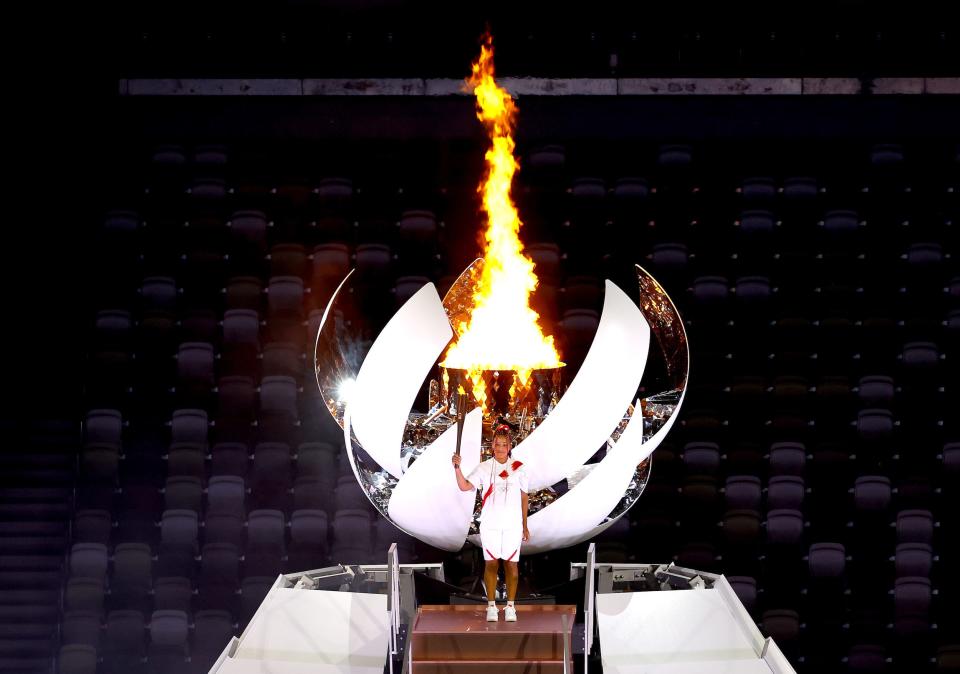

{"left": 441, "top": 33, "right": 563, "bottom": 410}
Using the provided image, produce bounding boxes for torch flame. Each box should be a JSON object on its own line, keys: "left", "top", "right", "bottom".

{"left": 441, "top": 32, "right": 563, "bottom": 410}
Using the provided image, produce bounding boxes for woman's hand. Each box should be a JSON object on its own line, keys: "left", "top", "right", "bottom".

{"left": 451, "top": 454, "right": 462, "bottom": 469}
{"left": 522, "top": 527, "right": 530, "bottom": 541}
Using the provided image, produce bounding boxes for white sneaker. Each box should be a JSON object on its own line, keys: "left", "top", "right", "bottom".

{"left": 486, "top": 605, "right": 499, "bottom": 622}
{"left": 504, "top": 605, "right": 517, "bottom": 622}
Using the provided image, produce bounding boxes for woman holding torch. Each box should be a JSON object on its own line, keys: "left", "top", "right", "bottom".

{"left": 452, "top": 424, "right": 530, "bottom": 622}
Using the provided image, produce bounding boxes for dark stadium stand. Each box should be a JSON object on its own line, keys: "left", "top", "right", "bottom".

{"left": 33, "top": 135, "right": 952, "bottom": 673}
{"left": 1, "top": 7, "right": 958, "bottom": 672}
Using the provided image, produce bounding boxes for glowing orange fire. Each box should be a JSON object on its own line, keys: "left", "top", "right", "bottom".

{"left": 441, "top": 32, "right": 563, "bottom": 410}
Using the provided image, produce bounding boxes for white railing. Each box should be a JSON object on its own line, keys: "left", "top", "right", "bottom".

{"left": 584, "top": 542, "right": 596, "bottom": 674}
{"left": 714, "top": 575, "right": 766, "bottom": 656}
{"left": 387, "top": 543, "right": 400, "bottom": 657}
{"left": 762, "top": 637, "right": 796, "bottom": 673}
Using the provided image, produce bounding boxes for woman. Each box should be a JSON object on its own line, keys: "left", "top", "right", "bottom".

{"left": 452, "top": 424, "right": 530, "bottom": 622}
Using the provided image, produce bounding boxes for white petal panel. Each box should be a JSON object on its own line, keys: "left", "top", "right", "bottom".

{"left": 348, "top": 283, "right": 452, "bottom": 478}
{"left": 522, "top": 385, "right": 687, "bottom": 554}
{"left": 387, "top": 408, "right": 484, "bottom": 551}
{"left": 513, "top": 281, "right": 651, "bottom": 491}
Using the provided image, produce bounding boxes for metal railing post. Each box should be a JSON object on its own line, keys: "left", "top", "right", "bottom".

{"left": 584, "top": 542, "right": 596, "bottom": 674}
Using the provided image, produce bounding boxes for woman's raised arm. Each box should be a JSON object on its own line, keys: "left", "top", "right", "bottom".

{"left": 451, "top": 454, "right": 476, "bottom": 491}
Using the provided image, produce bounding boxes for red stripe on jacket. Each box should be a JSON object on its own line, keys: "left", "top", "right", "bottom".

{"left": 480, "top": 484, "right": 494, "bottom": 509}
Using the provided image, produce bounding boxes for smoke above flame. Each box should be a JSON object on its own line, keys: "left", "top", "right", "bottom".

{"left": 441, "top": 32, "right": 563, "bottom": 409}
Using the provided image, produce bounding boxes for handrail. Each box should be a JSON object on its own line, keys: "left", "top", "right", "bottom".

{"left": 584, "top": 542, "right": 596, "bottom": 674}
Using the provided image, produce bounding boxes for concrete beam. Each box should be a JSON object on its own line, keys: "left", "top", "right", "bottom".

{"left": 801, "top": 78, "right": 861, "bottom": 95}
{"left": 619, "top": 78, "right": 800, "bottom": 95}
{"left": 302, "top": 78, "right": 425, "bottom": 95}
{"left": 926, "top": 77, "right": 960, "bottom": 94}
{"left": 119, "top": 77, "right": 960, "bottom": 97}
{"left": 428, "top": 78, "right": 616, "bottom": 96}
{"left": 869, "top": 77, "right": 925, "bottom": 94}
{"left": 125, "top": 78, "right": 302, "bottom": 96}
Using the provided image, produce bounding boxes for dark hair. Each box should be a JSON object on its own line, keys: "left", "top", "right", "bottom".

{"left": 493, "top": 423, "right": 513, "bottom": 456}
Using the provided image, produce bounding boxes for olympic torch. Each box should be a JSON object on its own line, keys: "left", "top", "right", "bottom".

{"left": 454, "top": 385, "right": 467, "bottom": 457}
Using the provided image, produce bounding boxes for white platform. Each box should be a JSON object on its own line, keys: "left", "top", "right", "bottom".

{"left": 210, "top": 586, "right": 389, "bottom": 674}
{"left": 596, "top": 580, "right": 794, "bottom": 674}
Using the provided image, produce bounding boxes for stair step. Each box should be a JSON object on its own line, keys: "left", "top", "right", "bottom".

{"left": 0, "top": 606, "right": 60, "bottom": 622}
{"left": 0, "top": 461, "right": 72, "bottom": 478}
{"left": 0, "top": 571, "right": 64, "bottom": 587}
{"left": 414, "top": 659, "right": 565, "bottom": 663}
{"left": 0, "top": 488, "right": 72, "bottom": 503}
{"left": 0, "top": 589, "right": 61, "bottom": 606}
{"left": 412, "top": 605, "right": 576, "bottom": 663}
{"left": 412, "top": 662, "right": 567, "bottom": 674}
{"left": 0, "top": 638, "right": 57, "bottom": 657}
{"left": 413, "top": 633, "right": 568, "bottom": 661}
{"left": 0, "top": 555, "right": 63, "bottom": 571}
{"left": 0, "top": 624, "right": 58, "bottom": 639}
{"left": 0, "top": 504, "right": 70, "bottom": 520}
{"left": 0, "top": 656, "right": 53, "bottom": 674}
{"left": 0, "top": 522, "right": 67, "bottom": 536}
{"left": 0, "top": 537, "right": 69, "bottom": 553}
{"left": 0, "top": 470, "right": 72, "bottom": 486}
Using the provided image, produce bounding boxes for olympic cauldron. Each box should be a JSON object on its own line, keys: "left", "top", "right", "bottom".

{"left": 314, "top": 260, "right": 688, "bottom": 554}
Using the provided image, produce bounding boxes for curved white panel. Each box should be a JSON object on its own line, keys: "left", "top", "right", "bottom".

{"left": 341, "top": 406, "right": 362, "bottom": 497}
{"left": 522, "top": 385, "right": 687, "bottom": 553}
{"left": 387, "top": 408, "right": 483, "bottom": 551}
{"left": 513, "top": 281, "right": 651, "bottom": 491}
{"left": 349, "top": 283, "right": 453, "bottom": 478}
{"left": 314, "top": 268, "right": 355, "bottom": 363}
